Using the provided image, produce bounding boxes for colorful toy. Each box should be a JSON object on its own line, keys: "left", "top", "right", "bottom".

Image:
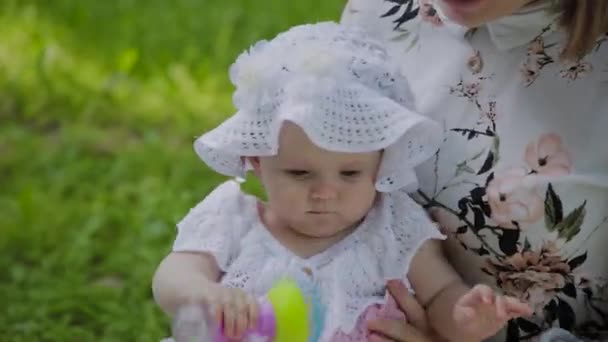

{"left": 172, "top": 279, "right": 324, "bottom": 342}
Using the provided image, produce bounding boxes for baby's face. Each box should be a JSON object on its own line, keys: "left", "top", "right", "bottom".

{"left": 253, "top": 122, "right": 381, "bottom": 239}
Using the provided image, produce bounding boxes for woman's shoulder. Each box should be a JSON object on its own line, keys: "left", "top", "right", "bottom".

{"left": 341, "top": 0, "right": 424, "bottom": 39}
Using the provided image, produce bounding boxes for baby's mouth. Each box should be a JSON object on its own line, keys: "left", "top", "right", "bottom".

{"left": 307, "top": 210, "right": 334, "bottom": 215}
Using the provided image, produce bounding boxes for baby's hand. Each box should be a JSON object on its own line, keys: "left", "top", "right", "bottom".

{"left": 205, "top": 283, "right": 259, "bottom": 339}
{"left": 453, "top": 284, "right": 533, "bottom": 340}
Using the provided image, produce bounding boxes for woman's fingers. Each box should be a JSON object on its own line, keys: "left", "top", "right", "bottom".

{"left": 368, "top": 318, "right": 435, "bottom": 342}
{"left": 387, "top": 280, "right": 430, "bottom": 334}
{"left": 504, "top": 296, "right": 533, "bottom": 317}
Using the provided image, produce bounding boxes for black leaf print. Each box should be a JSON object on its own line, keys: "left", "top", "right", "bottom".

{"left": 481, "top": 202, "right": 492, "bottom": 217}
{"left": 590, "top": 302, "right": 608, "bottom": 321}
{"left": 481, "top": 267, "right": 493, "bottom": 276}
{"left": 583, "top": 287, "right": 593, "bottom": 298}
{"left": 451, "top": 128, "right": 495, "bottom": 140}
{"left": 472, "top": 246, "right": 489, "bottom": 256}
{"left": 456, "top": 225, "right": 468, "bottom": 234}
{"left": 562, "top": 282, "right": 577, "bottom": 299}
{"left": 485, "top": 172, "right": 495, "bottom": 186}
{"left": 381, "top": 0, "right": 420, "bottom": 31}
{"left": 472, "top": 206, "right": 486, "bottom": 231}
{"left": 544, "top": 300, "right": 558, "bottom": 324}
{"left": 457, "top": 198, "right": 469, "bottom": 218}
{"left": 579, "top": 321, "right": 606, "bottom": 341}
{"left": 459, "top": 240, "right": 469, "bottom": 251}
{"left": 545, "top": 183, "right": 564, "bottom": 231}
{"left": 506, "top": 320, "right": 520, "bottom": 342}
{"left": 470, "top": 187, "right": 485, "bottom": 206}
{"left": 568, "top": 252, "right": 587, "bottom": 271}
{"left": 558, "top": 298, "right": 576, "bottom": 330}
{"left": 523, "top": 238, "right": 532, "bottom": 251}
{"left": 516, "top": 318, "right": 542, "bottom": 334}
{"left": 555, "top": 201, "right": 587, "bottom": 241}
{"left": 477, "top": 150, "right": 495, "bottom": 175}
{"left": 382, "top": 5, "right": 401, "bottom": 17}
{"left": 499, "top": 229, "right": 520, "bottom": 256}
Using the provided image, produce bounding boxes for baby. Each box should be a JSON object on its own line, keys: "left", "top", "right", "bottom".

{"left": 152, "top": 22, "right": 532, "bottom": 341}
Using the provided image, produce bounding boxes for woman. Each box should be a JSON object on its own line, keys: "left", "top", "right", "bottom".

{"left": 341, "top": 0, "right": 608, "bottom": 341}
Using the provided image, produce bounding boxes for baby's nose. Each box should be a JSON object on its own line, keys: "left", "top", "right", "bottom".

{"left": 310, "top": 182, "right": 338, "bottom": 200}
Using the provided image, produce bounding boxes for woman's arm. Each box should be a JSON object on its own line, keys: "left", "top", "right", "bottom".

{"left": 152, "top": 251, "right": 221, "bottom": 317}
{"left": 368, "top": 280, "right": 449, "bottom": 342}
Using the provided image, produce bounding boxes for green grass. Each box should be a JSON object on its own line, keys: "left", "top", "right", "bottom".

{"left": 0, "top": 1, "right": 344, "bottom": 340}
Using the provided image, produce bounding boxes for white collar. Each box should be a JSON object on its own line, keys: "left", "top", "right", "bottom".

{"left": 485, "top": 0, "right": 559, "bottom": 51}
{"left": 434, "top": 0, "right": 559, "bottom": 50}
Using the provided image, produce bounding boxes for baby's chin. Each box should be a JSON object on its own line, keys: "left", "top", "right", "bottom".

{"left": 290, "top": 220, "right": 357, "bottom": 240}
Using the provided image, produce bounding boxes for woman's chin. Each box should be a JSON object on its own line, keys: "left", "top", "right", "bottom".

{"left": 437, "top": 0, "right": 486, "bottom": 27}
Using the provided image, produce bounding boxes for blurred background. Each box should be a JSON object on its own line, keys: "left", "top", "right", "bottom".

{"left": 0, "top": 0, "right": 344, "bottom": 340}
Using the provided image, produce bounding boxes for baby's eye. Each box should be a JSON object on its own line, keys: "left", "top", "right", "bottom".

{"left": 341, "top": 170, "right": 361, "bottom": 177}
{"left": 285, "top": 170, "right": 310, "bottom": 177}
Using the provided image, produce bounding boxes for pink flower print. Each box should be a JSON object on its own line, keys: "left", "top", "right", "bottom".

{"left": 520, "top": 59, "right": 541, "bottom": 86}
{"left": 464, "top": 82, "right": 481, "bottom": 98}
{"left": 450, "top": 80, "right": 482, "bottom": 102}
{"left": 420, "top": 0, "right": 443, "bottom": 27}
{"left": 527, "top": 37, "right": 546, "bottom": 56}
{"left": 484, "top": 241, "right": 571, "bottom": 313}
{"left": 560, "top": 61, "right": 593, "bottom": 81}
{"left": 467, "top": 50, "right": 483, "bottom": 74}
{"left": 524, "top": 133, "right": 572, "bottom": 176}
{"left": 486, "top": 168, "right": 544, "bottom": 229}
{"left": 475, "top": 101, "right": 499, "bottom": 129}
{"left": 520, "top": 37, "right": 555, "bottom": 86}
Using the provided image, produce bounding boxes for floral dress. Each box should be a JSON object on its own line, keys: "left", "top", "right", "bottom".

{"left": 342, "top": 0, "right": 608, "bottom": 341}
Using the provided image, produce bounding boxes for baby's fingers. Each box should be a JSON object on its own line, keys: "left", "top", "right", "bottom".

{"left": 460, "top": 284, "right": 494, "bottom": 308}
{"left": 208, "top": 302, "right": 223, "bottom": 324}
{"left": 222, "top": 301, "right": 238, "bottom": 339}
{"left": 232, "top": 295, "right": 251, "bottom": 338}
{"left": 245, "top": 295, "right": 260, "bottom": 330}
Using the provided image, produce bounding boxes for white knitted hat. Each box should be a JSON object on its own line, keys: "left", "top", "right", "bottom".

{"left": 195, "top": 22, "right": 442, "bottom": 192}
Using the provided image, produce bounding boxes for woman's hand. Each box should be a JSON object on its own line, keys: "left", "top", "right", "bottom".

{"left": 367, "top": 280, "right": 447, "bottom": 342}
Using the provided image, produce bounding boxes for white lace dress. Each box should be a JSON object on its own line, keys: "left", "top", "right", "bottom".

{"left": 173, "top": 180, "right": 445, "bottom": 341}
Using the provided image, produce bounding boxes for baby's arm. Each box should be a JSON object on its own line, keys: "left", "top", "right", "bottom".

{"left": 408, "top": 240, "right": 531, "bottom": 342}
{"left": 152, "top": 251, "right": 221, "bottom": 317}
{"left": 408, "top": 240, "right": 472, "bottom": 341}
{"left": 152, "top": 251, "right": 259, "bottom": 339}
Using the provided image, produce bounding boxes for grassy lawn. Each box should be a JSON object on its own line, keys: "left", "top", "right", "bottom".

{"left": 0, "top": 1, "right": 344, "bottom": 340}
